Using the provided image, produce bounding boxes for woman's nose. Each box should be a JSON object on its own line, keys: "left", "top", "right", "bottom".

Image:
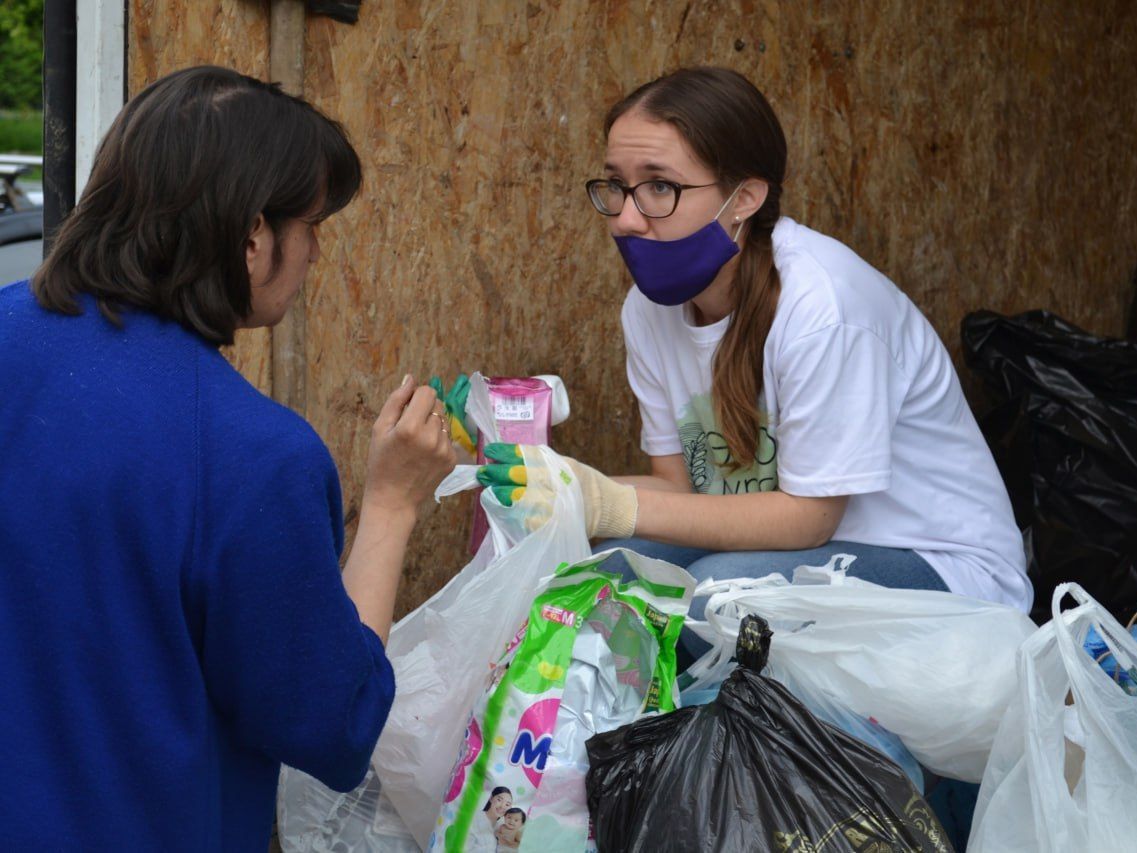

{"left": 609, "top": 193, "right": 650, "bottom": 237}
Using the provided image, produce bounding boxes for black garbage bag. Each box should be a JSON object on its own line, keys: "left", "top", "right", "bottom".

{"left": 961, "top": 310, "right": 1137, "bottom": 624}
{"left": 585, "top": 616, "right": 952, "bottom": 853}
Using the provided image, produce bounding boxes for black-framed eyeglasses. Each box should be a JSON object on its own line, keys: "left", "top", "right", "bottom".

{"left": 585, "top": 178, "right": 718, "bottom": 219}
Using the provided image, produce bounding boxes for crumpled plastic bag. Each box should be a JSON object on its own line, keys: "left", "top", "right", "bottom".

{"left": 276, "top": 764, "right": 419, "bottom": 852}
{"left": 962, "top": 309, "right": 1137, "bottom": 623}
{"left": 685, "top": 554, "right": 1037, "bottom": 781}
{"left": 586, "top": 615, "right": 953, "bottom": 853}
{"left": 279, "top": 390, "right": 592, "bottom": 850}
{"left": 680, "top": 667, "right": 925, "bottom": 792}
{"left": 372, "top": 444, "right": 591, "bottom": 847}
{"left": 969, "top": 583, "right": 1137, "bottom": 851}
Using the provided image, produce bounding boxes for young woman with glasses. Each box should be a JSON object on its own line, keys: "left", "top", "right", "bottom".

{"left": 487, "top": 66, "right": 1030, "bottom": 644}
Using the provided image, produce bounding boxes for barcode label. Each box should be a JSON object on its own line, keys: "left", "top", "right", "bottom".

{"left": 494, "top": 397, "right": 534, "bottom": 421}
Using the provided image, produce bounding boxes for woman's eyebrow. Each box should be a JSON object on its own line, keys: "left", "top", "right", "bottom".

{"left": 602, "top": 161, "right": 680, "bottom": 177}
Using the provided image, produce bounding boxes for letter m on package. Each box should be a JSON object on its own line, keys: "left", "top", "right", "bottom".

{"left": 509, "top": 730, "right": 551, "bottom": 773}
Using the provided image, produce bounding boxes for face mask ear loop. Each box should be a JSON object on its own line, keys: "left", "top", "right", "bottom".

{"left": 732, "top": 219, "right": 746, "bottom": 243}
{"left": 713, "top": 183, "right": 745, "bottom": 222}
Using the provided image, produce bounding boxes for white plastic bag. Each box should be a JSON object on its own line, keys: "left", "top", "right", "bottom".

{"left": 686, "top": 554, "right": 1038, "bottom": 781}
{"left": 968, "top": 583, "right": 1137, "bottom": 852}
{"left": 279, "top": 440, "right": 586, "bottom": 852}
{"left": 279, "top": 372, "right": 588, "bottom": 851}
{"left": 374, "top": 443, "right": 591, "bottom": 848}
{"left": 277, "top": 765, "right": 419, "bottom": 852}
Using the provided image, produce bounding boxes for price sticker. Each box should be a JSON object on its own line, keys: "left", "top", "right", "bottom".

{"left": 494, "top": 397, "right": 534, "bottom": 422}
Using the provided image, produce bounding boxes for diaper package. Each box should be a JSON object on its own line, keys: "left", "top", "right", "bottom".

{"left": 429, "top": 549, "right": 693, "bottom": 852}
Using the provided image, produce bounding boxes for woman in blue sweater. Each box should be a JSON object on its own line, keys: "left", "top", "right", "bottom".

{"left": 0, "top": 67, "right": 455, "bottom": 849}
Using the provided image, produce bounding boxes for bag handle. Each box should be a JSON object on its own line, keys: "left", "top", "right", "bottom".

{"left": 1050, "top": 582, "right": 1137, "bottom": 695}
{"left": 690, "top": 552, "right": 859, "bottom": 601}
{"left": 689, "top": 561, "right": 850, "bottom": 644}
{"left": 434, "top": 464, "right": 480, "bottom": 499}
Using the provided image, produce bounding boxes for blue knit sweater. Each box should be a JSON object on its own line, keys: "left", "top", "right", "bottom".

{"left": 0, "top": 282, "right": 395, "bottom": 850}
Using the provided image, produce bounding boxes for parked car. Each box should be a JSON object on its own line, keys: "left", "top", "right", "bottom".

{"left": 1, "top": 155, "right": 44, "bottom": 285}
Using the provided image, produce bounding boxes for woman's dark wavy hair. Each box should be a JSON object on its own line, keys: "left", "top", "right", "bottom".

{"left": 605, "top": 67, "right": 787, "bottom": 472}
{"left": 33, "top": 65, "right": 362, "bottom": 346}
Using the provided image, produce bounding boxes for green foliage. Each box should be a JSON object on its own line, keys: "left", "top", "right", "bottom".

{"left": 0, "top": 0, "right": 44, "bottom": 111}
{"left": 0, "top": 110, "right": 42, "bottom": 154}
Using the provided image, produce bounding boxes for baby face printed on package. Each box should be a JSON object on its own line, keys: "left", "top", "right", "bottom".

{"left": 496, "top": 807, "right": 527, "bottom": 848}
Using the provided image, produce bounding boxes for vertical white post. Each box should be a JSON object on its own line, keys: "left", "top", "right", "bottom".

{"left": 75, "top": 0, "right": 126, "bottom": 200}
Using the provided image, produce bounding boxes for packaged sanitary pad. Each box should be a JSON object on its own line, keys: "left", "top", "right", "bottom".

{"left": 470, "top": 377, "right": 557, "bottom": 553}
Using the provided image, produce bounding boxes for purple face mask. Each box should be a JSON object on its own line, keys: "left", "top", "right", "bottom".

{"left": 613, "top": 186, "right": 743, "bottom": 306}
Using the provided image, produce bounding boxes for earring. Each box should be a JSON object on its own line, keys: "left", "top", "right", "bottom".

{"left": 734, "top": 216, "right": 741, "bottom": 222}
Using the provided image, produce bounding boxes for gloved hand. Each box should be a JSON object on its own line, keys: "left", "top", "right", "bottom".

{"left": 477, "top": 443, "right": 638, "bottom": 540}
{"left": 429, "top": 374, "right": 477, "bottom": 456}
{"left": 476, "top": 441, "right": 529, "bottom": 506}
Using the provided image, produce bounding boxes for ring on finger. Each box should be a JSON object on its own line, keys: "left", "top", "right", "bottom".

{"left": 429, "top": 411, "right": 450, "bottom": 436}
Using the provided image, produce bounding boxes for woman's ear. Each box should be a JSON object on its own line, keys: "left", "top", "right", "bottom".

{"left": 245, "top": 213, "right": 272, "bottom": 287}
{"left": 731, "top": 178, "right": 769, "bottom": 223}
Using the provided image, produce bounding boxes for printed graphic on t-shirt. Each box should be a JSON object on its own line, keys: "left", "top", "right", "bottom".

{"left": 676, "top": 394, "right": 777, "bottom": 495}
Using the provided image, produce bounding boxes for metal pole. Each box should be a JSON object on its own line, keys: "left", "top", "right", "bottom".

{"left": 42, "top": 0, "right": 77, "bottom": 253}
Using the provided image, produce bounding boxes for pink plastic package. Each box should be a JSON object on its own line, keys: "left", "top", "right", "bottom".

{"left": 470, "top": 377, "right": 553, "bottom": 553}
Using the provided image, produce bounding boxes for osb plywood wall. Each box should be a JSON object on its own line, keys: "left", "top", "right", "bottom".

{"left": 130, "top": 0, "right": 1137, "bottom": 617}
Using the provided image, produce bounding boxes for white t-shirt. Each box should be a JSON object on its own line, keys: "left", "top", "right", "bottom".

{"left": 621, "top": 217, "right": 1031, "bottom": 611}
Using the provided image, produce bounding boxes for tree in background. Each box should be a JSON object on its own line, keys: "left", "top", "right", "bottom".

{"left": 0, "top": 0, "right": 44, "bottom": 111}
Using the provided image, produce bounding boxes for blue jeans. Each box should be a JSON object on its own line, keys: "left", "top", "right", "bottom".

{"left": 597, "top": 537, "right": 949, "bottom": 659}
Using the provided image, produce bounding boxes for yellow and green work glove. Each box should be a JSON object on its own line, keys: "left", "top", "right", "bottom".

{"left": 429, "top": 374, "right": 477, "bottom": 456}
{"left": 476, "top": 443, "right": 638, "bottom": 540}
{"left": 476, "top": 442, "right": 530, "bottom": 507}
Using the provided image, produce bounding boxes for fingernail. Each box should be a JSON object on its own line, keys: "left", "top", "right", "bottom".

{"left": 401, "top": 373, "right": 413, "bottom": 388}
